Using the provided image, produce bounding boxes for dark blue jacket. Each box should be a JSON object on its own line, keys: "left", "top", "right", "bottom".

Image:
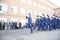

{"left": 26, "top": 16, "right": 32, "bottom": 25}
{"left": 35, "top": 18, "right": 40, "bottom": 26}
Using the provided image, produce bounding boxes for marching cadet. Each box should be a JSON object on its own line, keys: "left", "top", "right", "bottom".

{"left": 44, "top": 15, "right": 48, "bottom": 30}
{"left": 56, "top": 16, "right": 60, "bottom": 29}
{"left": 42, "top": 14, "right": 46, "bottom": 30}
{"left": 46, "top": 15, "right": 50, "bottom": 30}
{"left": 53, "top": 15, "right": 57, "bottom": 29}
{"left": 26, "top": 13, "right": 33, "bottom": 33}
{"left": 59, "top": 17, "right": 60, "bottom": 29}
{"left": 39, "top": 16, "right": 43, "bottom": 30}
{"left": 49, "top": 17, "right": 54, "bottom": 31}
{"left": 33, "top": 15, "right": 39, "bottom": 31}
{"left": 55, "top": 16, "right": 58, "bottom": 29}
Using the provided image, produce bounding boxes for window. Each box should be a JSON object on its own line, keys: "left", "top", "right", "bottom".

{"left": 40, "top": 0, "right": 44, "bottom": 3}
{"left": 0, "top": 5, "right": 3, "bottom": 13}
{"left": 0, "top": 6, "right": 2, "bottom": 11}
{"left": 11, "top": 6, "right": 18, "bottom": 13}
{"left": 15, "top": 0, "right": 18, "bottom": 1}
{"left": 27, "top": 0, "right": 32, "bottom": 5}
{"left": 20, "top": 0, "right": 26, "bottom": 3}
{"left": 27, "top": 9, "right": 32, "bottom": 15}
{"left": 3, "top": 4, "right": 8, "bottom": 12}
{"left": 0, "top": 3, "right": 7, "bottom": 13}
{"left": 33, "top": 2, "right": 37, "bottom": 7}
{"left": 20, "top": 7, "right": 25, "bottom": 14}
{"left": 34, "top": 11, "right": 38, "bottom": 15}
{"left": 44, "top": 6, "right": 47, "bottom": 11}
{"left": 51, "top": 9, "right": 54, "bottom": 14}
{"left": 38, "top": 3, "right": 41, "bottom": 8}
{"left": 42, "top": 5, "right": 45, "bottom": 10}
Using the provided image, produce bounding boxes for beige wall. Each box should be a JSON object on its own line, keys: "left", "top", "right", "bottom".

{"left": 0, "top": 0, "right": 58, "bottom": 23}
{"left": 55, "top": 8, "right": 60, "bottom": 16}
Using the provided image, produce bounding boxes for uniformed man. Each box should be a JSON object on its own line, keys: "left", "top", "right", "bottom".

{"left": 59, "top": 17, "right": 60, "bottom": 29}
{"left": 39, "top": 16, "right": 43, "bottom": 30}
{"left": 55, "top": 16, "right": 58, "bottom": 29}
{"left": 56, "top": 16, "right": 60, "bottom": 29}
{"left": 42, "top": 14, "right": 46, "bottom": 30}
{"left": 49, "top": 17, "right": 54, "bottom": 31}
{"left": 53, "top": 15, "right": 56, "bottom": 29}
{"left": 33, "top": 15, "right": 39, "bottom": 30}
{"left": 26, "top": 13, "right": 33, "bottom": 33}
{"left": 46, "top": 15, "right": 50, "bottom": 30}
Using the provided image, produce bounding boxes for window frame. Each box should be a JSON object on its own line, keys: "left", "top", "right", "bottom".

{"left": 20, "top": 7, "right": 26, "bottom": 14}
{"left": 11, "top": 5, "right": 18, "bottom": 13}
{"left": 0, "top": 6, "right": 2, "bottom": 11}
{"left": 0, "top": 3, "right": 7, "bottom": 13}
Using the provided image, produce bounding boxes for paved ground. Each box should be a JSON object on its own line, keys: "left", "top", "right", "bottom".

{"left": 0, "top": 29, "right": 60, "bottom": 40}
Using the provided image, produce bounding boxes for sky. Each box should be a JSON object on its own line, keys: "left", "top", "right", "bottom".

{"left": 49, "top": 0, "right": 60, "bottom": 7}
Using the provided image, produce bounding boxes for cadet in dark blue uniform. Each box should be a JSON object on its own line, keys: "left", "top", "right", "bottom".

{"left": 57, "top": 16, "right": 60, "bottom": 29}
{"left": 49, "top": 17, "right": 52, "bottom": 31}
{"left": 46, "top": 15, "right": 50, "bottom": 30}
{"left": 33, "top": 15, "right": 40, "bottom": 31}
{"left": 49, "top": 17, "right": 54, "bottom": 31}
{"left": 39, "top": 16, "right": 43, "bottom": 30}
{"left": 59, "top": 17, "right": 60, "bottom": 29}
{"left": 53, "top": 15, "right": 56, "bottom": 29}
{"left": 26, "top": 13, "right": 33, "bottom": 33}
{"left": 55, "top": 16, "right": 58, "bottom": 29}
{"left": 41, "top": 14, "right": 46, "bottom": 30}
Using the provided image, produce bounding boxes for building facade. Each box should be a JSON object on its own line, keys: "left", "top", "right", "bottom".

{"left": 0, "top": 0, "right": 58, "bottom": 24}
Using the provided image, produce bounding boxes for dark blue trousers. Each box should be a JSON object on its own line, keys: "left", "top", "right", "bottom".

{"left": 29, "top": 24, "right": 33, "bottom": 33}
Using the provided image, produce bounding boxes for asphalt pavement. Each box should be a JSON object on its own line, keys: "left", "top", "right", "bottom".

{"left": 0, "top": 29, "right": 60, "bottom": 40}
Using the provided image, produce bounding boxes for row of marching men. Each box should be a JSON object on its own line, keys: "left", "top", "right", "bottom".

{"left": 26, "top": 13, "right": 60, "bottom": 33}
{"left": 33, "top": 14, "right": 60, "bottom": 31}
{"left": 0, "top": 20, "right": 22, "bottom": 30}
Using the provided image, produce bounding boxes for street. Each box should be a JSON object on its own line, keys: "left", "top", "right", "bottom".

{"left": 0, "top": 29, "right": 60, "bottom": 40}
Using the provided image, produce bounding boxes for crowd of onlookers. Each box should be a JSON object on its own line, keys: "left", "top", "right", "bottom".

{"left": 0, "top": 20, "right": 22, "bottom": 30}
